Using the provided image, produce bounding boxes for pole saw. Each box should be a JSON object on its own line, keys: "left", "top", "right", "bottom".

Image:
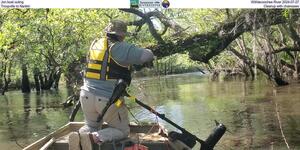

{"left": 109, "top": 79, "right": 227, "bottom": 150}
{"left": 125, "top": 92, "right": 226, "bottom": 150}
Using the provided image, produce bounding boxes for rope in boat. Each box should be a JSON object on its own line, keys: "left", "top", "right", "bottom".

{"left": 154, "top": 109, "right": 171, "bottom": 150}
{"left": 127, "top": 102, "right": 171, "bottom": 149}
{"left": 126, "top": 105, "right": 140, "bottom": 124}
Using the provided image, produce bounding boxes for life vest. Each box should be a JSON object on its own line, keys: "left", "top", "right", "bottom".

{"left": 84, "top": 37, "right": 131, "bottom": 84}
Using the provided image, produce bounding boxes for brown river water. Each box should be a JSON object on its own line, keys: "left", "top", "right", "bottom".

{"left": 0, "top": 72, "right": 299, "bottom": 150}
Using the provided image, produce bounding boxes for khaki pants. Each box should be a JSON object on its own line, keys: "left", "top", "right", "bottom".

{"left": 78, "top": 90, "right": 130, "bottom": 142}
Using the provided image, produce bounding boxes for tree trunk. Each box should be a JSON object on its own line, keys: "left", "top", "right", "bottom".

{"left": 39, "top": 73, "right": 45, "bottom": 90}
{"left": 42, "top": 72, "right": 54, "bottom": 90}
{"left": 45, "top": 73, "right": 53, "bottom": 90}
{"left": 53, "top": 69, "right": 61, "bottom": 89}
{"left": 293, "top": 51, "right": 299, "bottom": 79}
{"left": 0, "top": 62, "right": 3, "bottom": 94}
{"left": 21, "top": 64, "right": 31, "bottom": 93}
{"left": 236, "top": 37, "right": 254, "bottom": 80}
{"left": 33, "top": 68, "right": 41, "bottom": 92}
{"left": 37, "top": 67, "right": 62, "bottom": 90}
{"left": 2, "top": 64, "right": 7, "bottom": 95}
{"left": 1, "top": 62, "right": 11, "bottom": 95}
{"left": 264, "top": 30, "right": 289, "bottom": 86}
{"left": 248, "top": 66, "right": 255, "bottom": 80}
{"left": 164, "top": 63, "right": 167, "bottom": 75}
{"left": 1, "top": 62, "right": 12, "bottom": 95}
{"left": 229, "top": 47, "right": 289, "bottom": 86}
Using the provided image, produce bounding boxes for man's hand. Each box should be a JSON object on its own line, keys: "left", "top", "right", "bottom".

{"left": 134, "top": 49, "right": 155, "bottom": 71}
{"left": 132, "top": 61, "right": 154, "bottom": 71}
{"left": 143, "top": 61, "right": 154, "bottom": 68}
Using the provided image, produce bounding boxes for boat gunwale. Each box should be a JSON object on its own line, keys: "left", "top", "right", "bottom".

{"left": 23, "top": 122, "right": 75, "bottom": 150}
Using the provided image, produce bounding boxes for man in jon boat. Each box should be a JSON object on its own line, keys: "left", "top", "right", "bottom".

{"left": 69, "top": 20, "right": 154, "bottom": 150}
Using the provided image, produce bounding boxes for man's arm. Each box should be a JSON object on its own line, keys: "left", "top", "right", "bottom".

{"left": 140, "top": 49, "right": 154, "bottom": 64}
{"left": 111, "top": 42, "right": 154, "bottom": 66}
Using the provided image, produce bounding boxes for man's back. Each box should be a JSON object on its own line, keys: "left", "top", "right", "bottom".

{"left": 81, "top": 39, "right": 153, "bottom": 99}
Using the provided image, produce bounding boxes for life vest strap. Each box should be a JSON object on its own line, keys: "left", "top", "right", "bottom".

{"left": 88, "top": 60, "right": 103, "bottom": 64}
{"left": 86, "top": 68, "right": 102, "bottom": 74}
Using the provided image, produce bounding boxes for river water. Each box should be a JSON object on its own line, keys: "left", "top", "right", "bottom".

{"left": 0, "top": 73, "right": 299, "bottom": 150}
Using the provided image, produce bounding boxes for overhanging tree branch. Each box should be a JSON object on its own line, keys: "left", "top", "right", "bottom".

{"left": 272, "top": 47, "right": 300, "bottom": 54}
{"left": 121, "top": 9, "right": 187, "bottom": 44}
{"left": 120, "top": 8, "right": 165, "bottom": 44}
{"left": 124, "top": 9, "right": 300, "bottom": 63}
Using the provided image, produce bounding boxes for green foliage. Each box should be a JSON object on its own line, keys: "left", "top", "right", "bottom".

{"left": 0, "top": 9, "right": 132, "bottom": 87}
{"left": 282, "top": 9, "right": 292, "bottom": 19}
{"left": 0, "top": 9, "right": 299, "bottom": 89}
{"left": 210, "top": 51, "right": 239, "bottom": 69}
{"left": 190, "top": 9, "right": 227, "bottom": 33}
{"left": 154, "top": 53, "right": 203, "bottom": 74}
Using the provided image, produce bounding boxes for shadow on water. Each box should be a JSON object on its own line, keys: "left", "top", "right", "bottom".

{"left": 0, "top": 74, "right": 300, "bottom": 149}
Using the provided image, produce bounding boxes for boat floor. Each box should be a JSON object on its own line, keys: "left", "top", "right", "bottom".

{"left": 51, "top": 131, "right": 171, "bottom": 150}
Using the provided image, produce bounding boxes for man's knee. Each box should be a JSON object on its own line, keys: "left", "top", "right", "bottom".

{"left": 122, "top": 126, "right": 130, "bottom": 137}
{"left": 79, "top": 126, "right": 90, "bottom": 133}
{"left": 97, "top": 128, "right": 128, "bottom": 142}
{"left": 79, "top": 125, "right": 99, "bottom": 134}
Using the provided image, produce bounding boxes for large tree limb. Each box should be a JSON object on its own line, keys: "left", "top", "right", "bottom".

{"left": 121, "top": 9, "right": 186, "bottom": 43}
{"left": 127, "top": 9, "right": 299, "bottom": 63}
{"left": 280, "top": 59, "right": 296, "bottom": 71}
{"left": 272, "top": 47, "right": 300, "bottom": 54}
{"left": 146, "top": 11, "right": 185, "bottom": 35}
{"left": 120, "top": 8, "right": 165, "bottom": 44}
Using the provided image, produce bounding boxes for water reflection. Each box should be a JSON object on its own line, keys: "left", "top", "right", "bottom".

{"left": 0, "top": 74, "right": 300, "bottom": 149}
{"left": 23, "top": 94, "right": 31, "bottom": 136}
{"left": 23, "top": 94, "right": 31, "bottom": 113}
{"left": 130, "top": 75, "right": 300, "bottom": 149}
{"left": 0, "top": 89, "right": 71, "bottom": 149}
{"left": 2, "top": 95, "right": 25, "bottom": 149}
{"left": 35, "top": 93, "right": 44, "bottom": 114}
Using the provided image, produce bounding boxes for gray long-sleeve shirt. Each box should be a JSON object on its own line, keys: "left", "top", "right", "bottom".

{"left": 81, "top": 41, "right": 154, "bottom": 99}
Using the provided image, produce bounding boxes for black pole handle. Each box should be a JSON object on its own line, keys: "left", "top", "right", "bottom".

{"left": 126, "top": 92, "right": 208, "bottom": 146}
{"left": 126, "top": 82, "right": 226, "bottom": 150}
{"left": 97, "top": 79, "right": 128, "bottom": 122}
{"left": 69, "top": 100, "right": 81, "bottom": 122}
